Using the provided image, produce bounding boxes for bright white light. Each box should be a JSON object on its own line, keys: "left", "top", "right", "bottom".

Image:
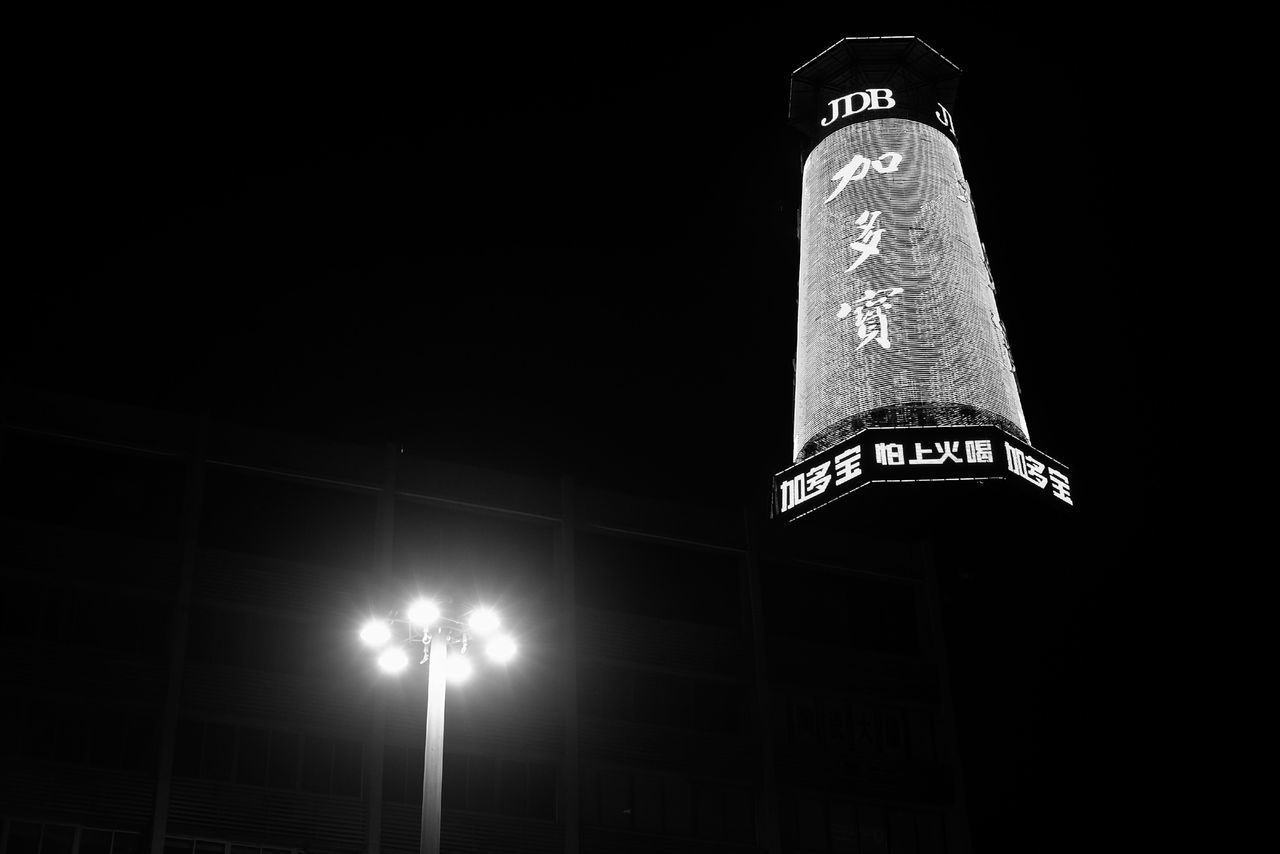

{"left": 377, "top": 647, "right": 409, "bottom": 674}
{"left": 446, "top": 654, "right": 473, "bottom": 683}
{"left": 407, "top": 598, "right": 441, "bottom": 629}
{"left": 485, "top": 634, "right": 517, "bottom": 664}
{"left": 468, "top": 607, "right": 501, "bottom": 636}
{"left": 360, "top": 619, "right": 392, "bottom": 648}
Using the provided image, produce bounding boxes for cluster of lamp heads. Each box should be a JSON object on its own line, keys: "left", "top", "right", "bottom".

{"left": 359, "top": 598, "right": 518, "bottom": 682}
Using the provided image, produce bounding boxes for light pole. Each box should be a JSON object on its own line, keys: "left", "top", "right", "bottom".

{"left": 360, "top": 598, "right": 518, "bottom": 854}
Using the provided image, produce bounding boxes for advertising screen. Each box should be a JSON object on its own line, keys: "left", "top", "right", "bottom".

{"left": 792, "top": 118, "right": 1029, "bottom": 462}
{"left": 773, "top": 424, "right": 1072, "bottom": 523}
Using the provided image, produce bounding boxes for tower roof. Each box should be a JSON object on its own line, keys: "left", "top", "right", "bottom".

{"left": 789, "top": 35, "right": 961, "bottom": 125}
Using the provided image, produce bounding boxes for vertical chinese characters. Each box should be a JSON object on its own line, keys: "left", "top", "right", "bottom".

{"left": 837, "top": 288, "right": 905, "bottom": 350}
{"left": 826, "top": 148, "right": 906, "bottom": 350}
{"left": 845, "top": 211, "right": 884, "bottom": 273}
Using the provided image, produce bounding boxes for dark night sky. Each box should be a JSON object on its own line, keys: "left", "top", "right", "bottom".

{"left": 7, "top": 12, "right": 1150, "bottom": 850}
{"left": 8, "top": 15, "right": 1131, "bottom": 486}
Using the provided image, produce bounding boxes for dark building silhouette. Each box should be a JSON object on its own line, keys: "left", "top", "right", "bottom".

{"left": 1, "top": 391, "right": 971, "bottom": 853}
{"left": 1, "top": 21, "right": 1128, "bottom": 854}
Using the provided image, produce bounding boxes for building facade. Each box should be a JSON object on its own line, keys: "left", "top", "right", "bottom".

{"left": 2, "top": 390, "right": 967, "bottom": 854}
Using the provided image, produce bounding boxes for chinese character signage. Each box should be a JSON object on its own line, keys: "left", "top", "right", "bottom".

{"left": 779, "top": 38, "right": 1071, "bottom": 522}
{"left": 792, "top": 117, "right": 1030, "bottom": 461}
{"left": 772, "top": 425, "right": 1073, "bottom": 522}
{"left": 788, "top": 37, "right": 1030, "bottom": 465}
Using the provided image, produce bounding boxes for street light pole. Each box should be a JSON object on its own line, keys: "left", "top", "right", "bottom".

{"left": 421, "top": 626, "right": 448, "bottom": 854}
{"left": 360, "top": 601, "right": 517, "bottom": 854}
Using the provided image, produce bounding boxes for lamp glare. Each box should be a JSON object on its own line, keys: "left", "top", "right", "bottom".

{"left": 360, "top": 619, "right": 392, "bottom": 648}
{"left": 377, "top": 647, "right": 409, "bottom": 674}
{"left": 486, "top": 634, "right": 517, "bottom": 664}
{"left": 407, "top": 598, "right": 441, "bottom": 629}
{"left": 469, "top": 607, "right": 501, "bottom": 636}
{"left": 447, "top": 655, "right": 473, "bottom": 683}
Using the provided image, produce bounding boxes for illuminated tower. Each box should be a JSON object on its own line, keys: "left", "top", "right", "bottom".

{"left": 774, "top": 36, "right": 1071, "bottom": 520}
{"left": 790, "top": 36, "right": 1026, "bottom": 461}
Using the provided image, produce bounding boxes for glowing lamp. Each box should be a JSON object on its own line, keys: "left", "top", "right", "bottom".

{"left": 486, "top": 634, "right": 518, "bottom": 664}
{"left": 360, "top": 619, "right": 392, "bottom": 648}
{"left": 377, "top": 646, "right": 409, "bottom": 674}
{"left": 468, "top": 606, "right": 501, "bottom": 636}
{"left": 407, "top": 597, "right": 441, "bottom": 629}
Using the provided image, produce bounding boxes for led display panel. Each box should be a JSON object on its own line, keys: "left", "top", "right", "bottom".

{"left": 792, "top": 118, "right": 1029, "bottom": 462}
{"left": 773, "top": 424, "right": 1071, "bottom": 523}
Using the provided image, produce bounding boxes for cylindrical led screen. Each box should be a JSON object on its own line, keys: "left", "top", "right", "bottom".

{"left": 793, "top": 118, "right": 1028, "bottom": 461}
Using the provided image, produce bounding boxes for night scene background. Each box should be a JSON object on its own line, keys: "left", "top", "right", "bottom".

{"left": 3, "top": 11, "right": 1145, "bottom": 854}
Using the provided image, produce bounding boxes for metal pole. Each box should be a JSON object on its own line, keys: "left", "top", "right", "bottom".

{"left": 421, "top": 627, "right": 448, "bottom": 854}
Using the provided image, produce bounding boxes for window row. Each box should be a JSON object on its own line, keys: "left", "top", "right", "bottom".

{"left": 2, "top": 435, "right": 766, "bottom": 628}
{"left": 787, "top": 697, "right": 929, "bottom": 761}
{"left": 580, "top": 768, "right": 754, "bottom": 844}
{"left": 784, "top": 796, "right": 947, "bottom": 854}
{"left": 172, "top": 719, "right": 363, "bottom": 798}
{"left": 0, "top": 578, "right": 169, "bottom": 658}
{"left": 163, "top": 837, "right": 295, "bottom": 854}
{"left": 763, "top": 563, "right": 920, "bottom": 655}
{"left": 0, "top": 432, "right": 559, "bottom": 582}
{"left": 0, "top": 432, "right": 185, "bottom": 543}
{"left": 578, "top": 663, "right": 746, "bottom": 734}
{"left": 201, "top": 469, "right": 556, "bottom": 586}
{"left": 184, "top": 607, "right": 337, "bottom": 675}
{"left": 383, "top": 746, "right": 557, "bottom": 821}
{"left": 1, "top": 822, "right": 141, "bottom": 854}
{"left": 0, "top": 704, "right": 157, "bottom": 773}
{"left": 575, "top": 533, "right": 742, "bottom": 628}
{"left": 0, "top": 516, "right": 181, "bottom": 589}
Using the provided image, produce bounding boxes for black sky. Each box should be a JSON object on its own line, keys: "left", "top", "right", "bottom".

{"left": 7, "top": 13, "right": 1146, "bottom": 850}
{"left": 8, "top": 16, "right": 1129, "bottom": 486}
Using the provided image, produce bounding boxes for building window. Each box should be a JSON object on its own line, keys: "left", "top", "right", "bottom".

{"left": 200, "top": 468, "right": 375, "bottom": 569}
{"left": 0, "top": 825, "right": 141, "bottom": 854}
{"left": 17, "top": 703, "right": 156, "bottom": 772}
{"left": 383, "top": 747, "right": 556, "bottom": 821}
{"left": 783, "top": 695, "right": 917, "bottom": 760}
{"left": 3, "top": 582, "right": 167, "bottom": 661}
{"left": 0, "top": 433, "right": 184, "bottom": 543}
{"left": 77, "top": 831, "right": 139, "bottom": 854}
{"left": 172, "top": 719, "right": 362, "bottom": 798}
{"left": 580, "top": 768, "right": 753, "bottom": 843}
{"left": 575, "top": 533, "right": 741, "bottom": 628}
{"left": 163, "top": 839, "right": 294, "bottom": 854}
{"left": 300, "top": 733, "right": 364, "bottom": 796}
{"left": 578, "top": 663, "right": 745, "bottom": 735}
{"left": 392, "top": 502, "right": 555, "bottom": 598}
{"left": 763, "top": 564, "right": 919, "bottom": 655}
{"left": 781, "top": 797, "right": 946, "bottom": 854}
{"left": 185, "top": 607, "right": 328, "bottom": 676}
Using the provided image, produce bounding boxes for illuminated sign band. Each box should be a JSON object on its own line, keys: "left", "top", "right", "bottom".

{"left": 794, "top": 86, "right": 958, "bottom": 146}
{"left": 771, "top": 425, "right": 1073, "bottom": 522}
{"left": 820, "top": 88, "right": 897, "bottom": 126}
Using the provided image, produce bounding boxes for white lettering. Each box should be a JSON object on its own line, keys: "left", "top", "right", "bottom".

{"left": 1048, "top": 468, "right": 1073, "bottom": 505}
{"left": 866, "top": 88, "right": 896, "bottom": 110}
{"left": 935, "top": 102, "right": 957, "bottom": 136}
{"left": 875, "top": 442, "right": 905, "bottom": 466}
{"left": 820, "top": 89, "right": 896, "bottom": 127}
{"left": 833, "top": 446, "right": 863, "bottom": 485}
{"left": 779, "top": 462, "right": 834, "bottom": 512}
{"left": 822, "top": 94, "right": 856, "bottom": 127}
{"left": 845, "top": 91, "right": 872, "bottom": 116}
